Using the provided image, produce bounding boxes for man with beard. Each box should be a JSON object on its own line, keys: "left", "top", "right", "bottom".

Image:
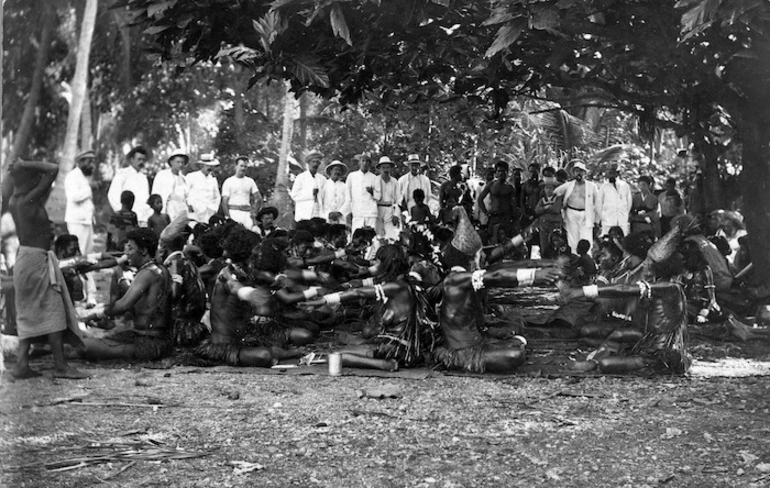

{"left": 554, "top": 160, "right": 599, "bottom": 252}
{"left": 397, "top": 154, "right": 432, "bottom": 213}
{"left": 108, "top": 146, "right": 151, "bottom": 226}
{"left": 152, "top": 152, "right": 190, "bottom": 220}
{"left": 65, "top": 150, "right": 97, "bottom": 255}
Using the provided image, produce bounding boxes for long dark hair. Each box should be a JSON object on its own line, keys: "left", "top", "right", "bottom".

{"left": 375, "top": 244, "right": 408, "bottom": 282}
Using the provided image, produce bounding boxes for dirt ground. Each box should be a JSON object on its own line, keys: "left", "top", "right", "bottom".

{"left": 2, "top": 272, "right": 770, "bottom": 487}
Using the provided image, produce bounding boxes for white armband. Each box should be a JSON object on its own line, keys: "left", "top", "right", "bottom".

{"left": 116, "top": 255, "right": 129, "bottom": 265}
{"left": 324, "top": 293, "right": 342, "bottom": 306}
{"left": 171, "top": 274, "right": 183, "bottom": 284}
{"left": 86, "top": 252, "right": 102, "bottom": 263}
{"left": 334, "top": 249, "right": 347, "bottom": 259}
{"left": 510, "top": 235, "right": 524, "bottom": 247}
{"left": 516, "top": 268, "right": 537, "bottom": 287}
{"left": 274, "top": 273, "right": 287, "bottom": 284}
{"left": 582, "top": 285, "right": 599, "bottom": 299}
{"left": 362, "top": 277, "right": 375, "bottom": 287}
{"left": 301, "top": 270, "right": 316, "bottom": 281}
{"left": 236, "top": 286, "right": 257, "bottom": 301}
{"left": 303, "top": 287, "right": 320, "bottom": 300}
{"left": 471, "top": 270, "right": 486, "bottom": 291}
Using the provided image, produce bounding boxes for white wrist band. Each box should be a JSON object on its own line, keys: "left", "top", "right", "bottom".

{"left": 362, "top": 277, "right": 375, "bottom": 287}
{"left": 301, "top": 270, "right": 315, "bottom": 280}
{"left": 334, "top": 249, "right": 347, "bottom": 259}
{"left": 516, "top": 268, "right": 537, "bottom": 287}
{"left": 116, "top": 255, "right": 129, "bottom": 265}
{"left": 237, "top": 286, "right": 256, "bottom": 301}
{"left": 510, "top": 235, "right": 524, "bottom": 247}
{"left": 471, "top": 270, "right": 486, "bottom": 291}
{"left": 324, "top": 293, "right": 341, "bottom": 305}
{"left": 303, "top": 287, "right": 320, "bottom": 300}
{"left": 582, "top": 285, "right": 599, "bottom": 299}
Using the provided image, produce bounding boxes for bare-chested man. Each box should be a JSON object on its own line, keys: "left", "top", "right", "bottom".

{"left": 81, "top": 229, "right": 173, "bottom": 361}
{"left": 9, "top": 158, "right": 88, "bottom": 379}
{"left": 478, "top": 160, "right": 518, "bottom": 241}
{"left": 435, "top": 252, "right": 561, "bottom": 373}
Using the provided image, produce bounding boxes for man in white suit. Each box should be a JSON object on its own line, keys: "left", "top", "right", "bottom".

{"left": 596, "top": 163, "right": 632, "bottom": 236}
{"left": 554, "top": 160, "right": 599, "bottom": 252}
{"left": 290, "top": 150, "right": 326, "bottom": 222}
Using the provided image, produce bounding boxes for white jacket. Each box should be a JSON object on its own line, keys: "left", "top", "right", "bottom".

{"left": 64, "top": 167, "right": 94, "bottom": 225}
{"left": 596, "top": 179, "right": 632, "bottom": 227}
{"left": 554, "top": 179, "right": 599, "bottom": 226}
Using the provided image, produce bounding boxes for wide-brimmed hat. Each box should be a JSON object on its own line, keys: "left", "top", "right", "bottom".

{"left": 305, "top": 150, "right": 324, "bottom": 163}
{"left": 571, "top": 160, "right": 588, "bottom": 172}
{"left": 376, "top": 156, "right": 394, "bottom": 169}
{"left": 405, "top": 154, "right": 427, "bottom": 167}
{"left": 76, "top": 150, "right": 96, "bottom": 161}
{"left": 325, "top": 160, "right": 348, "bottom": 177}
{"left": 199, "top": 153, "right": 220, "bottom": 166}
{"left": 256, "top": 206, "right": 279, "bottom": 221}
{"left": 167, "top": 152, "right": 190, "bottom": 165}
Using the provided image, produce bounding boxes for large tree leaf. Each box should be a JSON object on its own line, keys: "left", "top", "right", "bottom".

{"left": 147, "top": 0, "right": 177, "bottom": 18}
{"left": 144, "top": 24, "right": 173, "bottom": 35}
{"left": 253, "top": 11, "right": 288, "bottom": 53}
{"left": 330, "top": 4, "right": 352, "bottom": 45}
{"left": 290, "top": 56, "right": 330, "bottom": 88}
{"left": 485, "top": 18, "right": 526, "bottom": 58}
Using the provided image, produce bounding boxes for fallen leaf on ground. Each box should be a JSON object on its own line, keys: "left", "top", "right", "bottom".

{"left": 756, "top": 463, "right": 770, "bottom": 473}
{"left": 662, "top": 428, "right": 683, "bottom": 439}
{"left": 228, "top": 461, "right": 264, "bottom": 475}
{"left": 356, "top": 385, "right": 401, "bottom": 399}
{"left": 740, "top": 451, "right": 758, "bottom": 466}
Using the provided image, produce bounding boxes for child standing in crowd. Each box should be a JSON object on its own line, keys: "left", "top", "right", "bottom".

{"left": 108, "top": 191, "right": 138, "bottom": 251}
{"left": 147, "top": 194, "right": 171, "bottom": 238}
{"left": 410, "top": 189, "right": 434, "bottom": 225}
{"left": 535, "top": 180, "right": 562, "bottom": 255}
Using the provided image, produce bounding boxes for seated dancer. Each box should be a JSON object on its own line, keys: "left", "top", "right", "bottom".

{"left": 81, "top": 229, "right": 173, "bottom": 361}
{"left": 194, "top": 229, "right": 314, "bottom": 367}
{"left": 8, "top": 158, "right": 88, "bottom": 379}
{"left": 435, "top": 243, "right": 562, "bottom": 373}
{"left": 157, "top": 215, "right": 208, "bottom": 347}
{"left": 301, "top": 244, "right": 437, "bottom": 371}
{"left": 55, "top": 234, "right": 123, "bottom": 307}
{"left": 561, "top": 279, "right": 690, "bottom": 374}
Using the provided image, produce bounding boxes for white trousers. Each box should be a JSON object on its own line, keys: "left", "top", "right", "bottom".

{"left": 229, "top": 209, "right": 253, "bottom": 229}
{"left": 564, "top": 208, "right": 593, "bottom": 252}
{"left": 376, "top": 207, "right": 400, "bottom": 241}
{"left": 351, "top": 216, "right": 378, "bottom": 234}
{"left": 66, "top": 222, "right": 94, "bottom": 255}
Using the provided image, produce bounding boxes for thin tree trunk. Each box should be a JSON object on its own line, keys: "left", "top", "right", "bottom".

{"left": 233, "top": 72, "right": 246, "bottom": 148}
{"left": 47, "top": 0, "right": 97, "bottom": 223}
{"left": 114, "top": 9, "right": 132, "bottom": 93}
{"left": 298, "top": 92, "right": 308, "bottom": 156}
{"left": 271, "top": 82, "right": 296, "bottom": 229}
{"left": 80, "top": 81, "right": 93, "bottom": 151}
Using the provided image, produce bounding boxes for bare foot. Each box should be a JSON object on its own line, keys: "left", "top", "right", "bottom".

{"left": 53, "top": 367, "right": 90, "bottom": 379}
{"left": 11, "top": 366, "right": 42, "bottom": 380}
{"left": 387, "top": 359, "right": 399, "bottom": 372}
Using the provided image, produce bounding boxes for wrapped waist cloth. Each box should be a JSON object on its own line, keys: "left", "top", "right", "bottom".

{"left": 13, "top": 246, "right": 83, "bottom": 347}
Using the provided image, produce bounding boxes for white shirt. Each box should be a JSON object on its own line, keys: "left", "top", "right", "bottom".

{"left": 289, "top": 170, "right": 326, "bottom": 221}
{"left": 222, "top": 175, "right": 260, "bottom": 207}
{"left": 596, "top": 179, "right": 633, "bottom": 227}
{"left": 374, "top": 175, "right": 398, "bottom": 207}
{"left": 186, "top": 170, "right": 221, "bottom": 223}
{"left": 151, "top": 168, "right": 189, "bottom": 220}
{"left": 321, "top": 179, "right": 349, "bottom": 220}
{"left": 397, "top": 173, "right": 432, "bottom": 210}
{"left": 346, "top": 170, "right": 378, "bottom": 218}
{"left": 554, "top": 179, "right": 599, "bottom": 227}
{"left": 64, "top": 167, "right": 94, "bottom": 225}
{"left": 108, "top": 165, "right": 151, "bottom": 225}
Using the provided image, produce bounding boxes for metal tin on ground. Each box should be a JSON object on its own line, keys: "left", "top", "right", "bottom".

{"left": 328, "top": 352, "right": 342, "bottom": 376}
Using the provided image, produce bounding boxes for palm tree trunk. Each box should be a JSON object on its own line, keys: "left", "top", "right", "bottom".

{"left": 272, "top": 81, "right": 297, "bottom": 228}
{"left": 80, "top": 81, "right": 93, "bottom": 151}
{"left": 47, "top": 0, "right": 97, "bottom": 223}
